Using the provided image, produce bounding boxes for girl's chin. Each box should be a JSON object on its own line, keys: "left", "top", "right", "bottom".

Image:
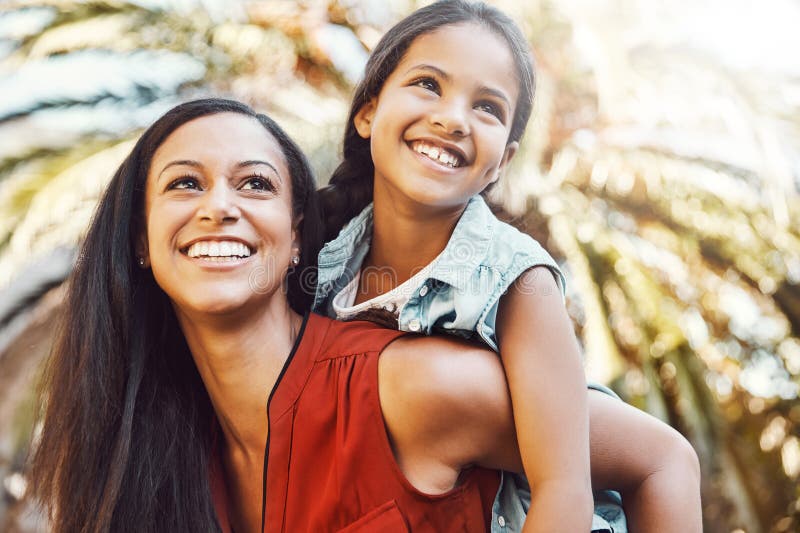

{"left": 380, "top": 177, "right": 478, "bottom": 210}
{"left": 401, "top": 188, "right": 473, "bottom": 211}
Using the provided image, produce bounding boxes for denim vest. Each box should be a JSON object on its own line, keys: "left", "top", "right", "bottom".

{"left": 314, "top": 196, "right": 627, "bottom": 533}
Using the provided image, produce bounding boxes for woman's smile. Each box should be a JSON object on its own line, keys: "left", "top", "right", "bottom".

{"left": 142, "top": 112, "right": 298, "bottom": 315}
{"left": 180, "top": 237, "right": 256, "bottom": 270}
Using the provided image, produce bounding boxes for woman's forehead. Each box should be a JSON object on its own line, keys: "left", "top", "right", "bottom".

{"left": 150, "top": 113, "right": 288, "bottom": 176}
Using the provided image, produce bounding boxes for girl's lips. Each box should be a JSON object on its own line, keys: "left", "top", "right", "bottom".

{"left": 408, "top": 139, "right": 466, "bottom": 167}
{"left": 406, "top": 141, "right": 464, "bottom": 174}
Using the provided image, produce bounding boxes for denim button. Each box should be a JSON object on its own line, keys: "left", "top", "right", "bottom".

{"left": 419, "top": 285, "right": 429, "bottom": 297}
{"left": 498, "top": 515, "right": 506, "bottom": 527}
{"left": 408, "top": 319, "right": 421, "bottom": 332}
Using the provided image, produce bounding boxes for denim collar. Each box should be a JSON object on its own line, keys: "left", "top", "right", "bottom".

{"left": 318, "top": 203, "right": 374, "bottom": 269}
{"left": 426, "top": 195, "right": 494, "bottom": 290}
{"left": 317, "top": 195, "right": 493, "bottom": 291}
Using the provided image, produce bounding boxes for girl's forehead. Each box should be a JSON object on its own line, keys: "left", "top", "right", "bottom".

{"left": 406, "top": 22, "right": 512, "bottom": 60}
{"left": 393, "top": 22, "right": 519, "bottom": 102}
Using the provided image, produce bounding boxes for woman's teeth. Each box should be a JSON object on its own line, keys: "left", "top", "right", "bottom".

{"left": 185, "top": 241, "right": 252, "bottom": 259}
{"left": 411, "top": 141, "right": 461, "bottom": 168}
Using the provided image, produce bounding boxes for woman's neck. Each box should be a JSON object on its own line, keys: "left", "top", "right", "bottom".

{"left": 368, "top": 192, "right": 466, "bottom": 285}
{"left": 176, "top": 301, "right": 302, "bottom": 458}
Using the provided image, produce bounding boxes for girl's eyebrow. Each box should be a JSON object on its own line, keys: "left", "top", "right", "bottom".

{"left": 405, "top": 63, "right": 450, "bottom": 80}
{"left": 479, "top": 86, "right": 512, "bottom": 110}
{"left": 405, "top": 63, "right": 511, "bottom": 109}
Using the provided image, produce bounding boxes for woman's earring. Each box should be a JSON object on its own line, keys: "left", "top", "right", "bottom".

{"left": 291, "top": 255, "right": 300, "bottom": 266}
{"left": 138, "top": 257, "right": 146, "bottom": 267}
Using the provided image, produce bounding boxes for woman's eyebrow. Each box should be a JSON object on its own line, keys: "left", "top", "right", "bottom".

{"left": 159, "top": 159, "right": 201, "bottom": 179}
{"left": 237, "top": 160, "right": 281, "bottom": 182}
{"left": 157, "top": 159, "right": 282, "bottom": 182}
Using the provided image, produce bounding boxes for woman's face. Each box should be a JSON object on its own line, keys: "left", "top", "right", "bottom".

{"left": 141, "top": 112, "right": 298, "bottom": 317}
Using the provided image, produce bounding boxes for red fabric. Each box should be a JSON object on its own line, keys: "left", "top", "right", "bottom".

{"left": 211, "top": 313, "right": 500, "bottom": 532}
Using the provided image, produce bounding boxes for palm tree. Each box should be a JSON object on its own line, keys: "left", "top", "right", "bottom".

{"left": 0, "top": 1, "right": 797, "bottom": 531}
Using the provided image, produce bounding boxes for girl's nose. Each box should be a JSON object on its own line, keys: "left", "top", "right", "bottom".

{"left": 198, "top": 182, "right": 241, "bottom": 224}
{"left": 429, "top": 100, "right": 470, "bottom": 137}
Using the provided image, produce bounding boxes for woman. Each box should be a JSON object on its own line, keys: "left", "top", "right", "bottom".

{"left": 30, "top": 98, "right": 523, "bottom": 532}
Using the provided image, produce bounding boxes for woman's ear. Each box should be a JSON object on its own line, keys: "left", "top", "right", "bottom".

{"left": 290, "top": 215, "right": 303, "bottom": 264}
{"left": 353, "top": 99, "right": 377, "bottom": 139}
{"left": 490, "top": 141, "right": 519, "bottom": 184}
{"left": 135, "top": 229, "right": 150, "bottom": 268}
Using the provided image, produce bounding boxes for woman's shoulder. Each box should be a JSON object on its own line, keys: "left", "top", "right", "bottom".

{"left": 308, "top": 313, "right": 406, "bottom": 359}
{"left": 378, "top": 334, "right": 521, "bottom": 472}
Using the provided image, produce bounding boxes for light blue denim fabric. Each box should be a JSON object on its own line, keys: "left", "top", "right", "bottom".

{"left": 314, "top": 195, "right": 627, "bottom": 533}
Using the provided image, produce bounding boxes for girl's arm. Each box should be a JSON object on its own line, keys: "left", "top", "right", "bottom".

{"left": 495, "top": 266, "right": 594, "bottom": 533}
{"left": 588, "top": 390, "right": 702, "bottom": 532}
{"left": 379, "top": 331, "right": 703, "bottom": 533}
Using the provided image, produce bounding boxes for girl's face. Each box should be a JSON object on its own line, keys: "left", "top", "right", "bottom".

{"left": 140, "top": 113, "right": 299, "bottom": 317}
{"left": 355, "top": 22, "right": 520, "bottom": 211}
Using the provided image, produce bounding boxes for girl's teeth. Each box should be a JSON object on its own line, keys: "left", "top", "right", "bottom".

{"left": 413, "top": 142, "right": 459, "bottom": 168}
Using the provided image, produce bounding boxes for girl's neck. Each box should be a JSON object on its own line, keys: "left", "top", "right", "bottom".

{"left": 368, "top": 191, "right": 466, "bottom": 284}
{"left": 176, "top": 300, "right": 302, "bottom": 458}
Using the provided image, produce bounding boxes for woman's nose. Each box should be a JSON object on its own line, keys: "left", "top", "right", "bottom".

{"left": 198, "top": 182, "right": 240, "bottom": 223}
{"left": 429, "top": 99, "right": 470, "bottom": 137}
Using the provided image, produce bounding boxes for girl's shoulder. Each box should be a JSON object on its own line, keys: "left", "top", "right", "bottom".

{"left": 449, "top": 196, "right": 563, "bottom": 288}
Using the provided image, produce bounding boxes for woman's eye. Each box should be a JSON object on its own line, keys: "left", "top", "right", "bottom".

{"left": 167, "top": 177, "right": 200, "bottom": 190}
{"left": 412, "top": 77, "right": 440, "bottom": 94}
{"left": 476, "top": 101, "right": 503, "bottom": 121}
{"left": 241, "top": 175, "right": 276, "bottom": 192}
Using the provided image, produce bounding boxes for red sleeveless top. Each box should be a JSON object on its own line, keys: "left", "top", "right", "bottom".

{"left": 211, "top": 313, "right": 500, "bottom": 532}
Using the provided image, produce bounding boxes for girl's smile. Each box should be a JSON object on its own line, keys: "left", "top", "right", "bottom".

{"left": 355, "top": 22, "right": 520, "bottom": 212}
{"left": 409, "top": 138, "right": 467, "bottom": 169}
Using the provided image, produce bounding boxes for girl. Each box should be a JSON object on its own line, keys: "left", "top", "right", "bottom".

{"left": 316, "top": 1, "right": 702, "bottom": 532}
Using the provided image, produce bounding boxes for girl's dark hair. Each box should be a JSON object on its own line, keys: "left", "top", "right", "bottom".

{"left": 29, "top": 98, "right": 323, "bottom": 532}
{"left": 320, "top": 0, "right": 535, "bottom": 240}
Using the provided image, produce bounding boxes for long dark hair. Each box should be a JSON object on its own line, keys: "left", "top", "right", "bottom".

{"left": 320, "top": 0, "right": 536, "bottom": 240}
{"left": 29, "top": 98, "right": 323, "bottom": 532}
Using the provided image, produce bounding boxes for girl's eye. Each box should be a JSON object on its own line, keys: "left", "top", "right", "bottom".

{"left": 167, "top": 176, "right": 201, "bottom": 190}
{"left": 241, "top": 175, "right": 276, "bottom": 193}
{"left": 475, "top": 101, "right": 504, "bottom": 121}
{"left": 412, "top": 77, "right": 440, "bottom": 94}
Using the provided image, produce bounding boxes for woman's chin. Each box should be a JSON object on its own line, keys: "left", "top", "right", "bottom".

{"left": 172, "top": 288, "right": 265, "bottom": 318}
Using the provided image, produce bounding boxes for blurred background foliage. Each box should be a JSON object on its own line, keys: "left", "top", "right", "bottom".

{"left": 0, "top": 0, "right": 798, "bottom": 531}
